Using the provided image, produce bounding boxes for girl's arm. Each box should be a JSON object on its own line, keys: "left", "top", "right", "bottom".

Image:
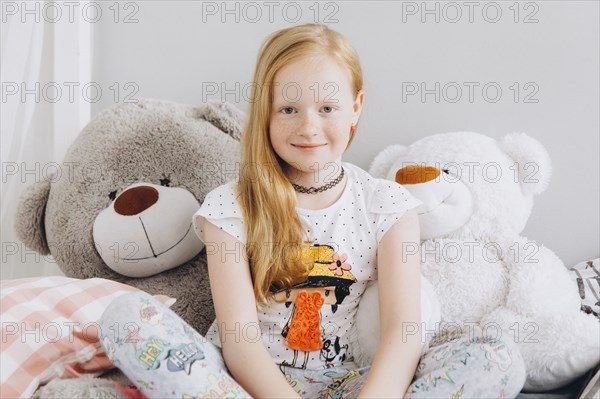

{"left": 204, "top": 220, "right": 301, "bottom": 399}
{"left": 357, "top": 208, "right": 423, "bottom": 398}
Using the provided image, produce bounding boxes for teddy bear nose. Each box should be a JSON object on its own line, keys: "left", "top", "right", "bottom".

{"left": 396, "top": 165, "right": 441, "bottom": 184}
{"left": 114, "top": 186, "right": 159, "bottom": 216}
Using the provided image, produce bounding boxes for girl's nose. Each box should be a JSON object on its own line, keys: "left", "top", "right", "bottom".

{"left": 297, "top": 113, "right": 319, "bottom": 137}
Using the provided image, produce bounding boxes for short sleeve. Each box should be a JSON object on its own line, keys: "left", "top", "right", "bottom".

{"left": 192, "top": 181, "right": 246, "bottom": 244}
{"left": 369, "top": 179, "right": 422, "bottom": 244}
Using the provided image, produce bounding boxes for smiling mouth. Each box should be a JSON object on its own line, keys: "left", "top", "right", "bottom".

{"left": 292, "top": 144, "right": 327, "bottom": 151}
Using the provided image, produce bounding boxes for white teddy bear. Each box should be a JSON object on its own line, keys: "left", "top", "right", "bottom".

{"left": 356, "top": 131, "right": 599, "bottom": 391}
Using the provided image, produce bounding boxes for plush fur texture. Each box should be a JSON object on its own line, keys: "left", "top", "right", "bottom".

{"left": 366, "top": 131, "right": 600, "bottom": 391}
{"left": 32, "top": 375, "right": 125, "bottom": 399}
{"left": 15, "top": 99, "right": 243, "bottom": 398}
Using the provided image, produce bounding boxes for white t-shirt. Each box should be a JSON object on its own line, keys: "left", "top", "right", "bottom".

{"left": 192, "top": 162, "right": 422, "bottom": 370}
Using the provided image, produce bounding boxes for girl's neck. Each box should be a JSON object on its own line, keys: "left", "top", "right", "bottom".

{"left": 286, "top": 163, "right": 348, "bottom": 211}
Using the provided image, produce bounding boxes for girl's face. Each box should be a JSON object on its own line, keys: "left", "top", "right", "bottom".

{"left": 269, "top": 56, "right": 363, "bottom": 176}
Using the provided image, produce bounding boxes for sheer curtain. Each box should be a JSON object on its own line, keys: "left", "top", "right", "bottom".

{"left": 1, "top": 1, "right": 92, "bottom": 280}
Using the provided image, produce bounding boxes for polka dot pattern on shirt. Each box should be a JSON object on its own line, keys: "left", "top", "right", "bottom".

{"left": 192, "top": 163, "right": 422, "bottom": 370}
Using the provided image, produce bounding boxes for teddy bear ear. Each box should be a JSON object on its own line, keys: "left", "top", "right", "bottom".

{"left": 498, "top": 132, "right": 552, "bottom": 196}
{"left": 197, "top": 101, "right": 245, "bottom": 141}
{"left": 14, "top": 179, "right": 51, "bottom": 255}
{"left": 369, "top": 145, "right": 408, "bottom": 178}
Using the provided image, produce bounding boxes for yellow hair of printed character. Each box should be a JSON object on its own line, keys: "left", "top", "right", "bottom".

{"left": 300, "top": 244, "right": 356, "bottom": 283}
{"left": 301, "top": 244, "right": 335, "bottom": 264}
{"left": 306, "top": 262, "right": 356, "bottom": 283}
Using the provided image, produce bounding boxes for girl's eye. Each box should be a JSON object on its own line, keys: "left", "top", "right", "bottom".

{"left": 282, "top": 107, "right": 295, "bottom": 114}
{"left": 322, "top": 106, "right": 334, "bottom": 113}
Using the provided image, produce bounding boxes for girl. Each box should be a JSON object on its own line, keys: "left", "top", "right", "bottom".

{"left": 99, "top": 23, "right": 526, "bottom": 398}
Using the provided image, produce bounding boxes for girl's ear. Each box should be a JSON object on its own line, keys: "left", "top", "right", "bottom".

{"left": 353, "top": 90, "right": 365, "bottom": 117}
{"left": 197, "top": 101, "right": 246, "bottom": 141}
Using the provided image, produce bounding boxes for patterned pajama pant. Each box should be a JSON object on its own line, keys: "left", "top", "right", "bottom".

{"left": 99, "top": 292, "right": 526, "bottom": 399}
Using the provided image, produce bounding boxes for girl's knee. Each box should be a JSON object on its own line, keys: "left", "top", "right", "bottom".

{"left": 99, "top": 291, "right": 154, "bottom": 325}
{"left": 114, "top": 290, "right": 155, "bottom": 308}
{"left": 407, "top": 334, "right": 526, "bottom": 398}
{"left": 417, "top": 331, "right": 526, "bottom": 377}
{"left": 480, "top": 336, "right": 526, "bottom": 383}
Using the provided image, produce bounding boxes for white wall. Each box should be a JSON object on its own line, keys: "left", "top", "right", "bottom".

{"left": 91, "top": 1, "right": 598, "bottom": 266}
{"left": 2, "top": 1, "right": 597, "bottom": 279}
{"left": 1, "top": 1, "right": 92, "bottom": 280}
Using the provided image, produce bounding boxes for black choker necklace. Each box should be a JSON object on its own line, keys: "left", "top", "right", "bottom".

{"left": 291, "top": 167, "right": 345, "bottom": 194}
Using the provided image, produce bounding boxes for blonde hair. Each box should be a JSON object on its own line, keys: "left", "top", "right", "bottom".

{"left": 238, "top": 23, "right": 364, "bottom": 307}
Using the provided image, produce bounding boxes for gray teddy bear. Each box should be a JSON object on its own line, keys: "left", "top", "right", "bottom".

{"left": 15, "top": 98, "right": 244, "bottom": 398}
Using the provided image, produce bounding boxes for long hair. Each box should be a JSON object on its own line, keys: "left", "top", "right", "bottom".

{"left": 238, "top": 23, "right": 364, "bottom": 307}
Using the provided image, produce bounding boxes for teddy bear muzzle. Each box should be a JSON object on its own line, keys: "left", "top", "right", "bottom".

{"left": 395, "top": 165, "right": 474, "bottom": 240}
{"left": 93, "top": 182, "right": 205, "bottom": 278}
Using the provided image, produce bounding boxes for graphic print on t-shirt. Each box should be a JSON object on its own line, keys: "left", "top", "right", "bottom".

{"left": 271, "top": 244, "right": 357, "bottom": 369}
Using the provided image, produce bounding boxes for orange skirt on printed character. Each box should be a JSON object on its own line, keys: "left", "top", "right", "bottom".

{"left": 285, "top": 291, "right": 325, "bottom": 352}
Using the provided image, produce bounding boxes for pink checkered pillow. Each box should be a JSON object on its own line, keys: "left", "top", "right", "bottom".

{"left": 0, "top": 276, "right": 175, "bottom": 399}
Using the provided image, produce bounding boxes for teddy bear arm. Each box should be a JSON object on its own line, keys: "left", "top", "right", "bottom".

{"left": 504, "top": 240, "right": 581, "bottom": 316}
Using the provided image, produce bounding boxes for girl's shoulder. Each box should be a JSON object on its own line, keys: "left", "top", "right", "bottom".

{"left": 343, "top": 162, "right": 422, "bottom": 215}
{"left": 202, "top": 180, "right": 241, "bottom": 207}
{"left": 193, "top": 180, "right": 245, "bottom": 242}
{"left": 200, "top": 179, "right": 243, "bottom": 217}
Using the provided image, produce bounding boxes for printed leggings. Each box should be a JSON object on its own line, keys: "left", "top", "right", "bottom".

{"left": 99, "top": 292, "right": 526, "bottom": 398}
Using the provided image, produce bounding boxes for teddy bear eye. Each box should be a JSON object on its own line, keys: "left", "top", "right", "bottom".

{"left": 442, "top": 169, "right": 450, "bottom": 174}
{"left": 108, "top": 190, "right": 117, "bottom": 201}
{"left": 160, "top": 178, "right": 171, "bottom": 187}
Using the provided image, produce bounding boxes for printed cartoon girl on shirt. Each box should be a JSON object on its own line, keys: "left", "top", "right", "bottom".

{"left": 271, "top": 244, "right": 357, "bottom": 369}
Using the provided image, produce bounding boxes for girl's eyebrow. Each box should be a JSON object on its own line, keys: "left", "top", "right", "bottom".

{"left": 273, "top": 97, "right": 341, "bottom": 105}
